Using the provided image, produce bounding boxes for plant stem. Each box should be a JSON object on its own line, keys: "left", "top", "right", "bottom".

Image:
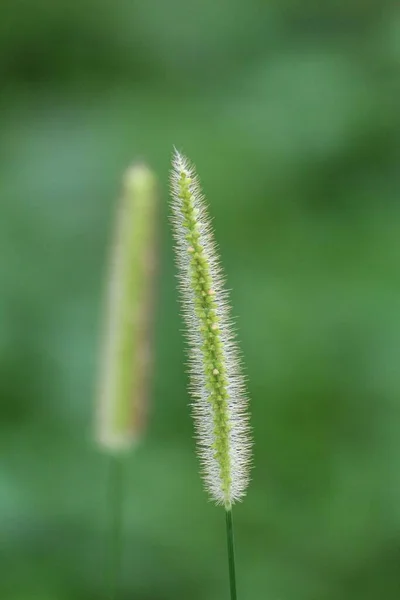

{"left": 108, "top": 455, "right": 124, "bottom": 600}
{"left": 225, "top": 507, "right": 238, "bottom": 600}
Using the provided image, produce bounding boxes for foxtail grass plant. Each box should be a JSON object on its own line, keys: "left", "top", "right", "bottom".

{"left": 96, "top": 162, "right": 158, "bottom": 600}
{"left": 170, "top": 150, "right": 252, "bottom": 600}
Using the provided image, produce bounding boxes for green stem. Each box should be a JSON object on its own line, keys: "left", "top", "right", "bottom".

{"left": 108, "top": 455, "right": 124, "bottom": 600}
{"left": 225, "top": 508, "right": 238, "bottom": 600}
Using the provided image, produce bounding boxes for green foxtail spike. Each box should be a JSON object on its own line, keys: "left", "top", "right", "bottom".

{"left": 96, "top": 163, "right": 158, "bottom": 452}
{"left": 170, "top": 150, "right": 251, "bottom": 507}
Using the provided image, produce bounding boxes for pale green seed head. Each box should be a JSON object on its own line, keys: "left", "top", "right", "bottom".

{"left": 96, "top": 163, "right": 158, "bottom": 452}
{"left": 170, "top": 150, "right": 252, "bottom": 507}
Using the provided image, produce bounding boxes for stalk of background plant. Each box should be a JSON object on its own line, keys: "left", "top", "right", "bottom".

{"left": 170, "top": 150, "right": 252, "bottom": 600}
{"left": 96, "top": 163, "right": 158, "bottom": 600}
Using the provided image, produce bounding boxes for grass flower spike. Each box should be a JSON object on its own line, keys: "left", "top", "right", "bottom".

{"left": 170, "top": 149, "right": 251, "bottom": 509}
{"left": 96, "top": 162, "right": 158, "bottom": 452}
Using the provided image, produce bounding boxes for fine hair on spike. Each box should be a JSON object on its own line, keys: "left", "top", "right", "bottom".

{"left": 170, "top": 149, "right": 252, "bottom": 507}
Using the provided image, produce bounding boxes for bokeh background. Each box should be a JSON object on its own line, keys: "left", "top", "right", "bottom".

{"left": 1, "top": 1, "right": 400, "bottom": 599}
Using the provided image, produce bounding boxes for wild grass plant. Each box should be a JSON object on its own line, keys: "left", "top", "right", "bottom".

{"left": 96, "top": 163, "right": 158, "bottom": 599}
{"left": 170, "top": 150, "right": 252, "bottom": 599}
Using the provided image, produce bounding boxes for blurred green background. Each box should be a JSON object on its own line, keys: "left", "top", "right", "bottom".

{"left": 1, "top": 1, "right": 400, "bottom": 599}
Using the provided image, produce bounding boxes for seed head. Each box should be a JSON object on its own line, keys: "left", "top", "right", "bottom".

{"left": 170, "top": 150, "right": 251, "bottom": 507}
{"left": 96, "top": 162, "right": 158, "bottom": 452}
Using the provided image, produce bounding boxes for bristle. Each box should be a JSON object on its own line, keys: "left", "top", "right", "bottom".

{"left": 170, "top": 150, "right": 252, "bottom": 506}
